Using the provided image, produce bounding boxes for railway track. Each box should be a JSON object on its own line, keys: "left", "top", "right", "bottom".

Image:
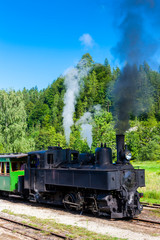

{"left": 131, "top": 217, "right": 160, "bottom": 230}
{"left": 0, "top": 215, "right": 71, "bottom": 240}
{"left": 141, "top": 202, "right": 160, "bottom": 210}
{"left": 0, "top": 197, "right": 160, "bottom": 238}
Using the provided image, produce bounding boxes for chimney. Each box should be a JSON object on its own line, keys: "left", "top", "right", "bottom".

{"left": 116, "top": 134, "right": 125, "bottom": 163}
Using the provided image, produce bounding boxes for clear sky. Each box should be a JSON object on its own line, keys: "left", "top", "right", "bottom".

{"left": 0, "top": 0, "right": 159, "bottom": 91}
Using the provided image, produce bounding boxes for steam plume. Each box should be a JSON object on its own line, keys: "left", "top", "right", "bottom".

{"left": 112, "top": 0, "right": 159, "bottom": 134}
{"left": 76, "top": 105, "right": 102, "bottom": 148}
{"left": 62, "top": 59, "right": 90, "bottom": 144}
{"left": 76, "top": 112, "right": 92, "bottom": 148}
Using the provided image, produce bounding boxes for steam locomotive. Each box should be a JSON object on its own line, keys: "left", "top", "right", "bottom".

{"left": 0, "top": 134, "right": 145, "bottom": 218}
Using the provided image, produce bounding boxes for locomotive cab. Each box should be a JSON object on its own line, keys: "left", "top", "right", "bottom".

{"left": 45, "top": 147, "right": 79, "bottom": 168}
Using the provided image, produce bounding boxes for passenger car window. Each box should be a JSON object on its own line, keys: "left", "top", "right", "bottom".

{"left": 0, "top": 162, "right": 10, "bottom": 174}
{"left": 6, "top": 162, "right": 10, "bottom": 174}
{"left": 0, "top": 162, "right": 4, "bottom": 174}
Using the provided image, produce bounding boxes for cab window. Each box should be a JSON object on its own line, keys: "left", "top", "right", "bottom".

{"left": 70, "top": 153, "right": 78, "bottom": 162}
{"left": 12, "top": 162, "right": 19, "bottom": 171}
{"left": 47, "top": 154, "right": 54, "bottom": 164}
{"left": 30, "top": 155, "right": 39, "bottom": 168}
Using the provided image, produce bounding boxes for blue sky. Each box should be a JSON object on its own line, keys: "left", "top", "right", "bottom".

{"left": 0, "top": 0, "right": 159, "bottom": 90}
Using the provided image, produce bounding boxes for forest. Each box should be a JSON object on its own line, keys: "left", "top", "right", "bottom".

{"left": 0, "top": 53, "right": 160, "bottom": 162}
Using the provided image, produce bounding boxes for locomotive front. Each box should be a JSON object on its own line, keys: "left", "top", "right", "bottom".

{"left": 114, "top": 134, "right": 145, "bottom": 218}
{"left": 93, "top": 134, "right": 145, "bottom": 218}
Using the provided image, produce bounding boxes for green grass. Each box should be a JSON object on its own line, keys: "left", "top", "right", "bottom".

{"left": 148, "top": 209, "right": 160, "bottom": 218}
{"left": 2, "top": 209, "right": 125, "bottom": 240}
{"left": 132, "top": 160, "right": 160, "bottom": 204}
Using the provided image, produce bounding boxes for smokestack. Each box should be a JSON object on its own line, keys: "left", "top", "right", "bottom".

{"left": 116, "top": 134, "right": 125, "bottom": 163}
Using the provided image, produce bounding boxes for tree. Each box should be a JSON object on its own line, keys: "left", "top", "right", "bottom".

{"left": 135, "top": 65, "right": 154, "bottom": 118}
{"left": 104, "top": 58, "right": 109, "bottom": 67}
{"left": 69, "top": 125, "right": 90, "bottom": 152}
{"left": 28, "top": 101, "right": 50, "bottom": 128}
{"left": 0, "top": 90, "right": 34, "bottom": 152}
{"left": 78, "top": 53, "right": 94, "bottom": 68}
{"left": 92, "top": 111, "right": 116, "bottom": 156}
{"left": 43, "top": 77, "right": 65, "bottom": 131}
{"left": 126, "top": 117, "right": 160, "bottom": 161}
{"left": 35, "top": 126, "right": 66, "bottom": 150}
{"left": 148, "top": 70, "right": 160, "bottom": 118}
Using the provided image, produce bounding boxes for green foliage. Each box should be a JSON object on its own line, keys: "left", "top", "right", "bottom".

{"left": 76, "top": 62, "right": 112, "bottom": 118}
{"left": 1, "top": 54, "right": 160, "bottom": 163}
{"left": 35, "top": 126, "right": 66, "bottom": 150}
{"left": 43, "top": 77, "right": 65, "bottom": 131}
{"left": 28, "top": 102, "right": 50, "bottom": 127}
{"left": 126, "top": 117, "right": 160, "bottom": 161}
{"left": 0, "top": 90, "right": 35, "bottom": 152}
{"left": 92, "top": 111, "right": 116, "bottom": 156}
{"left": 69, "top": 125, "right": 90, "bottom": 152}
{"left": 80, "top": 53, "right": 94, "bottom": 68}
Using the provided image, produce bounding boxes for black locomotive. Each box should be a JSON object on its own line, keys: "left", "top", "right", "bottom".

{"left": 17, "top": 134, "right": 145, "bottom": 219}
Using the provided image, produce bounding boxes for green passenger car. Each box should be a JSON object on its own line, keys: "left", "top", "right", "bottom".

{"left": 0, "top": 154, "right": 27, "bottom": 193}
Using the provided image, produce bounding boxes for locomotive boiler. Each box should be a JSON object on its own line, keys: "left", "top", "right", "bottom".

{"left": 18, "top": 134, "right": 145, "bottom": 218}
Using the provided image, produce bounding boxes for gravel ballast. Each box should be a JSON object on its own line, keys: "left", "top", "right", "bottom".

{"left": 0, "top": 198, "right": 159, "bottom": 240}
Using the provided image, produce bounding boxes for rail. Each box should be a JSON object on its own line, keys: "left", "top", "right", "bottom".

{"left": 0, "top": 215, "right": 71, "bottom": 239}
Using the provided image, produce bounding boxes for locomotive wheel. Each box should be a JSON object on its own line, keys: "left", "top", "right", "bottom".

{"left": 63, "top": 193, "right": 76, "bottom": 211}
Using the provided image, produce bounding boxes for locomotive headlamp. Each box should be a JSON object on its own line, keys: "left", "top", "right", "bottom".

{"left": 125, "top": 151, "right": 132, "bottom": 161}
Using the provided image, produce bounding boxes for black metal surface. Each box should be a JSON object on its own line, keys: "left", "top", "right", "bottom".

{"left": 116, "top": 134, "right": 125, "bottom": 163}
{"left": 41, "top": 169, "right": 120, "bottom": 190}
{"left": 95, "top": 147, "right": 112, "bottom": 166}
{"left": 18, "top": 176, "right": 24, "bottom": 193}
{"left": 22, "top": 140, "right": 145, "bottom": 219}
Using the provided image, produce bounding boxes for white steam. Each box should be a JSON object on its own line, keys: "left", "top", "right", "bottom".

{"left": 93, "top": 104, "right": 102, "bottom": 114}
{"left": 81, "top": 124, "right": 92, "bottom": 148}
{"left": 76, "top": 105, "right": 102, "bottom": 148}
{"left": 62, "top": 59, "right": 90, "bottom": 144}
{"left": 76, "top": 112, "right": 92, "bottom": 124}
{"left": 76, "top": 112, "right": 93, "bottom": 148}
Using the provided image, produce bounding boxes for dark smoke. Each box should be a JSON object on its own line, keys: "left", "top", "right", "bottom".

{"left": 111, "top": 0, "right": 159, "bottom": 134}
{"left": 114, "top": 64, "right": 138, "bottom": 134}
{"left": 112, "top": 13, "right": 157, "bottom": 65}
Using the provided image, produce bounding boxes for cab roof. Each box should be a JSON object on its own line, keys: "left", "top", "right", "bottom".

{"left": 28, "top": 150, "right": 46, "bottom": 155}
{"left": 0, "top": 153, "right": 28, "bottom": 158}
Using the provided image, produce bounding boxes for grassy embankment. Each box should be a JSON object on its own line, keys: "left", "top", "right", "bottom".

{"left": 132, "top": 161, "right": 160, "bottom": 204}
